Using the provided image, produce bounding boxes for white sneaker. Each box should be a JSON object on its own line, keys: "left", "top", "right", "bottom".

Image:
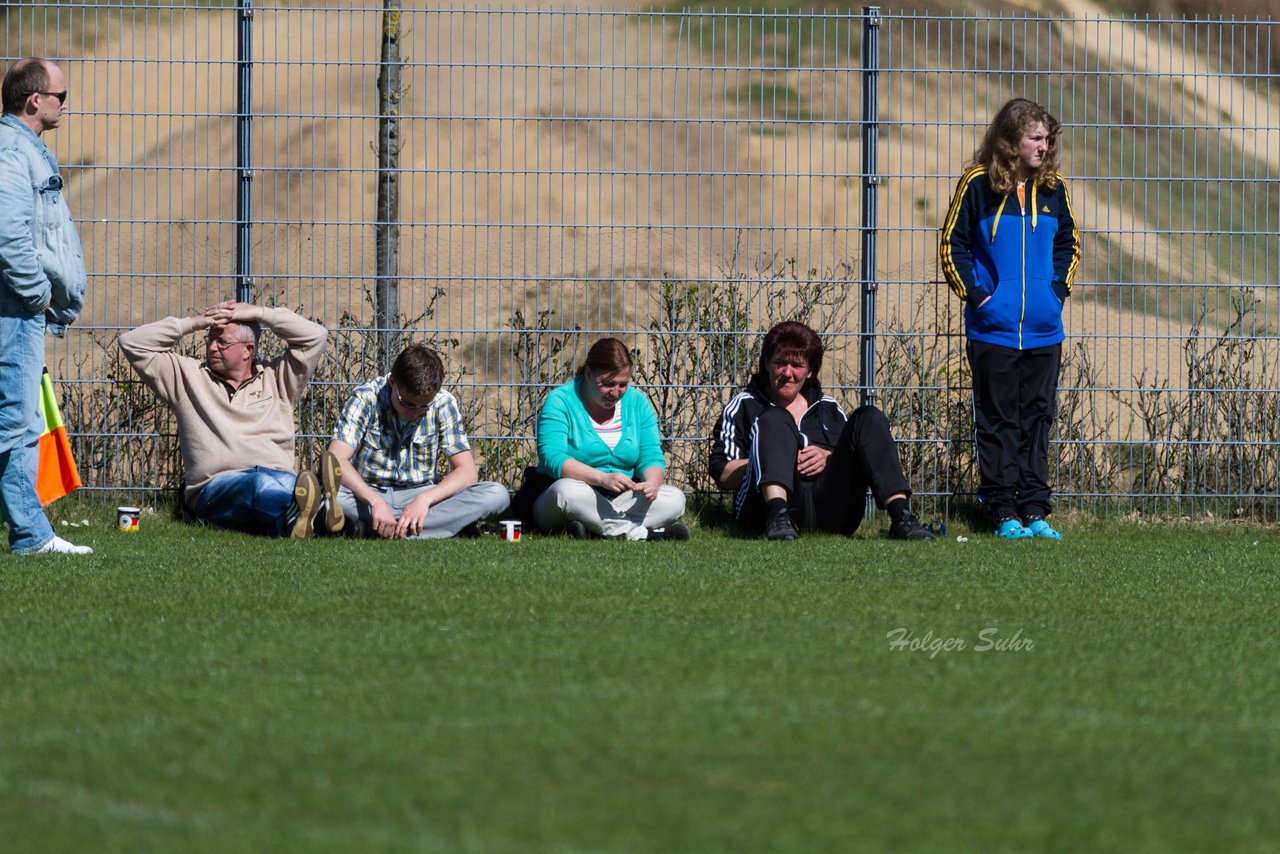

{"left": 34, "top": 535, "right": 93, "bottom": 555}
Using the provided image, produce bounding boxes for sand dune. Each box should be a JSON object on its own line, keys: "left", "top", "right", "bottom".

{"left": 39, "top": 2, "right": 1276, "bottom": 487}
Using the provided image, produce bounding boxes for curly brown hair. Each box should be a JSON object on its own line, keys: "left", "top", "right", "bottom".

{"left": 972, "top": 98, "right": 1062, "bottom": 196}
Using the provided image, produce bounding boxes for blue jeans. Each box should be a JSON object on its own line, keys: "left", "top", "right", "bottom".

{"left": 191, "top": 467, "right": 298, "bottom": 537}
{"left": 0, "top": 306, "right": 54, "bottom": 554}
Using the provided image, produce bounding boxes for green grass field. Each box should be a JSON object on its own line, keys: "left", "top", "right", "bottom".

{"left": 4, "top": 506, "right": 1279, "bottom": 852}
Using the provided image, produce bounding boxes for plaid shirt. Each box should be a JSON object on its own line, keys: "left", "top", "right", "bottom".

{"left": 333, "top": 376, "right": 470, "bottom": 489}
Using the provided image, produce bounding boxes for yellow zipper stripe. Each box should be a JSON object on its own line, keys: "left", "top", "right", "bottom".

{"left": 990, "top": 194, "right": 1008, "bottom": 242}
{"left": 1019, "top": 212, "right": 1026, "bottom": 349}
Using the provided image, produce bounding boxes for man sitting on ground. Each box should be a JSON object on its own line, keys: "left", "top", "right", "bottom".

{"left": 328, "top": 343, "right": 509, "bottom": 539}
{"left": 120, "top": 300, "right": 342, "bottom": 538}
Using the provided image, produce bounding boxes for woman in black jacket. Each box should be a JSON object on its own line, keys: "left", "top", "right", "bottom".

{"left": 709, "top": 321, "right": 933, "bottom": 542}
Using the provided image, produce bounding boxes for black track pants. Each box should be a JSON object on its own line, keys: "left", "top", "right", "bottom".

{"left": 967, "top": 340, "right": 1061, "bottom": 522}
{"left": 741, "top": 404, "right": 912, "bottom": 534}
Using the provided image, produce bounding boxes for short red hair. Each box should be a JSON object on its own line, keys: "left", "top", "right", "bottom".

{"left": 759, "top": 321, "right": 823, "bottom": 378}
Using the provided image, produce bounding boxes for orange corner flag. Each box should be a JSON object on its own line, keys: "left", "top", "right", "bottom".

{"left": 37, "top": 368, "right": 82, "bottom": 506}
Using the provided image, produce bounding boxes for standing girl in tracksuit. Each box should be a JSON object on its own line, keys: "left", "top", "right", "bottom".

{"left": 940, "top": 98, "right": 1082, "bottom": 540}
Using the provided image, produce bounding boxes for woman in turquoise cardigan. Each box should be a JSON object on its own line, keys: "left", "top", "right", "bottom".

{"left": 534, "top": 337, "right": 689, "bottom": 540}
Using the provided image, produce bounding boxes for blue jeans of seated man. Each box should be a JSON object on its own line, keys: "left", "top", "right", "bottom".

{"left": 0, "top": 307, "right": 55, "bottom": 554}
{"left": 192, "top": 467, "right": 299, "bottom": 537}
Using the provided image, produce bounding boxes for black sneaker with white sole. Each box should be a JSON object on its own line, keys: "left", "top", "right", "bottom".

{"left": 646, "top": 523, "right": 690, "bottom": 541}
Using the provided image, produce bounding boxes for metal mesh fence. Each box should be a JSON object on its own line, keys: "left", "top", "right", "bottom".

{"left": 880, "top": 10, "right": 1280, "bottom": 520}
{"left": 4, "top": 2, "right": 1278, "bottom": 520}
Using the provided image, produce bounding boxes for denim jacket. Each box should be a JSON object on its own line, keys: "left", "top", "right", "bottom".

{"left": 0, "top": 113, "right": 88, "bottom": 337}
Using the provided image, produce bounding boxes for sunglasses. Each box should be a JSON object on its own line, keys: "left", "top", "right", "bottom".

{"left": 37, "top": 90, "right": 68, "bottom": 105}
{"left": 391, "top": 383, "right": 431, "bottom": 413}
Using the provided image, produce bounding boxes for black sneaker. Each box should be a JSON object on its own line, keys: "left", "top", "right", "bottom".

{"left": 765, "top": 509, "right": 798, "bottom": 541}
{"left": 565, "top": 520, "right": 589, "bottom": 539}
{"left": 888, "top": 510, "right": 935, "bottom": 541}
{"left": 647, "top": 523, "right": 690, "bottom": 541}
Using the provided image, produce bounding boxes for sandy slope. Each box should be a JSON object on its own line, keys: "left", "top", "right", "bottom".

{"left": 65, "top": 3, "right": 863, "bottom": 342}
{"left": 880, "top": 0, "right": 1280, "bottom": 433}
{"left": 51, "top": 2, "right": 1276, "bottom": 451}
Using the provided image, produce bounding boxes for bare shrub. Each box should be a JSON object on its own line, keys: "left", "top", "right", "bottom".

{"left": 631, "top": 255, "right": 860, "bottom": 496}
{"left": 1125, "top": 289, "right": 1280, "bottom": 518}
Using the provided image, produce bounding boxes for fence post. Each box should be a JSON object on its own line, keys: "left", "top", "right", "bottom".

{"left": 858, "top": 5, "right": 880, "bottom": 408}
{"left": 376, "top": 0, "right": 404, "bottom": 365}
{"left": 235, "top": 0, "right": 254, "bottom": 304}
{"left": 858, "top": 7, "right": 883, "bottom": 521}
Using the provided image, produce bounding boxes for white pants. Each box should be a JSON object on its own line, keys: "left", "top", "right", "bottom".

{"left": 533, "top": 478, "right": 686, "bottom": 540}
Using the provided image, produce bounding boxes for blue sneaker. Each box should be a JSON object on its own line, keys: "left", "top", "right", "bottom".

{"left": 1025, "top": 518, "right": 1063, "bottom": 540}
{"left": 995, "top": 517, "right": 1033, "bottom": 539}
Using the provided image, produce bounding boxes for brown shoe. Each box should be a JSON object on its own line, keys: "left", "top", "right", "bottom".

{"left": 290, "top": 470, "right": 321, "bottom": 539}
{"left": 319, "top": 450, "right": 345, "bottom": 533}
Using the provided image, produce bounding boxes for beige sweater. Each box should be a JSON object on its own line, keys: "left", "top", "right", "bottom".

{"left": 119, "top": 307, "right": 327, "bottom": 501}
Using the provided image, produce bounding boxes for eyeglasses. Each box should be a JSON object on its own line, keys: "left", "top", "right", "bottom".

{"left": 37, "top": 91, "right": 68, "bottom": 105}
{"left": 207, "top": 337, "right": 246, "bottom": 350}
{"left": 391, "top": 383, "right": 431, "bottom": 413}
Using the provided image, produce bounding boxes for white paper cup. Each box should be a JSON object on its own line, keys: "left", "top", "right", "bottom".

{"left": 499, "top": 520, "right": 522, "bottom": 542}
{"left": 117, "top": 506, "right": 141, "bottom": 532}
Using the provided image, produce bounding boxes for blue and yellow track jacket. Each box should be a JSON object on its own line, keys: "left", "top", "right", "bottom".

{"left": 939, "top": 166, "right": 1082, "bottom": 350}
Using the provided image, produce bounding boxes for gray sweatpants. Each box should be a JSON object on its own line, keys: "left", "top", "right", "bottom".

{"left": 532, "top": 477, "right": 686, "bottom": 540}
{"left": 338, "top": 481, "right": 510, "bottom": 539}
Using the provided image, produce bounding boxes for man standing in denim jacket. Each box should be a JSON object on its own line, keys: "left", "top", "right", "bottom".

{"left": 0, "top": 58, "right": 91, "bottom": 555}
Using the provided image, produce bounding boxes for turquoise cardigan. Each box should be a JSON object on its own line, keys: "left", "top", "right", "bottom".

{"left": 536, "top": 377, "right": 667, "bottom": 480}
